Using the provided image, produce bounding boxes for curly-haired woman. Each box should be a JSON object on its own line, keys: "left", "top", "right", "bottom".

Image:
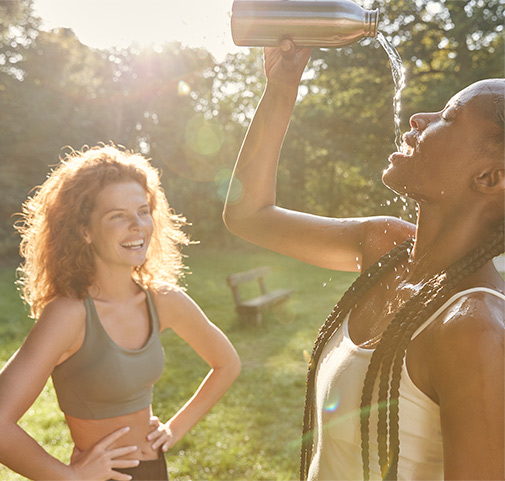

{"left": 0, "top": 145, "right": 241, "bottom": 481}
{"left": 223, "top": 42, "right": 504, "bottom": 480}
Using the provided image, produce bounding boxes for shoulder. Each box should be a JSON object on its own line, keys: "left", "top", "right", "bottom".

{"left": 37, "top": 296, "right": 87, "bottom": 333}
{"left": 149, "top": 284, "right": 202, "bottom": 331}
{"left": 361, "top": 216, "right": 415, "bottom": 269}
{"left": 34, "top": 297, "right": 87, "bottom": 359}
{"left": 426, "top": 290, "right": 505, "bottom": 478}
{"left": 429, "top": 290, "right": 504, "bottom": 399}
{"left": 10, "top": 296, "right": 87, "bottom": 371}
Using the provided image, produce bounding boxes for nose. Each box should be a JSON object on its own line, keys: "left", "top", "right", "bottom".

{"left": 409, "top": 112, "right": 426, "bottom": 131}
{"left": 409, "top": 111, "right": 438, "bottom": 131}
{"left": 129, "top": 214, "right": 141, "bottom": 230}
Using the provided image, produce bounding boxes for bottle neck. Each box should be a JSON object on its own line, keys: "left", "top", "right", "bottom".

{"left": 364, "top": 8, "right": 379, "bottom": 38}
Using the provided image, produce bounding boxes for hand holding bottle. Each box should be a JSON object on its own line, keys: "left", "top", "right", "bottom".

{"left": 264, "top": 40, "right": 311, "bottom": 90}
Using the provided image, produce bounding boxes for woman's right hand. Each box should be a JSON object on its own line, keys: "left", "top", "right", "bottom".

{"left": 68, "top": 427, "right": 139, "bottom": 481}
{"left": 264, "top": 40, "right": 311, "bottom": 89}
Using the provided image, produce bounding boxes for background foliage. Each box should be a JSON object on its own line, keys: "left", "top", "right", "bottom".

{"left": 0, "top": 0, "right": 503, "bottom": 259}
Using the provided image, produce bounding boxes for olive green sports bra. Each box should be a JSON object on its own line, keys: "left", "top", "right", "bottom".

{"left": 51, "top": 289, "right": 165, "bottom": 419}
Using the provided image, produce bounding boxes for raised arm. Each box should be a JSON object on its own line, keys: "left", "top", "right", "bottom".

{"left": 223, "top": 42, "right": 413, "bottom": 272}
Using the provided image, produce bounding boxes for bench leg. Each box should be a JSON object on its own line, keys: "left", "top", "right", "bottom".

{"left": 253, "top": 311, "right": 262, "bottom": 327}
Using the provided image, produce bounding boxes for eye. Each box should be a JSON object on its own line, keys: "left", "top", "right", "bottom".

{"left": 139, "top": 207, "right": 151, "bottom": 216}
{"left": 109, "top": 212, "right": 125, "bottom": 220}
{"left": 441, "top": 106, "right": 455, "bottom": 121}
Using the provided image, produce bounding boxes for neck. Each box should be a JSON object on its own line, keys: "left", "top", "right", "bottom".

{"left": 407, "top": 204, "right": 496, "bottom": 283}
{"left": 88, "top": 261, "right": 141, "bottom": 301}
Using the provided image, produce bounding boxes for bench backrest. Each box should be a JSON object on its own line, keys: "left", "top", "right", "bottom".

{"left": 227, "top": 266, "right": 271, "bottom": 305}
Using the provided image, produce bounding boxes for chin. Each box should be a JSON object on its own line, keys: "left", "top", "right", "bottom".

{"left": 382, "top": 168, "right": 407, "bottom": 196}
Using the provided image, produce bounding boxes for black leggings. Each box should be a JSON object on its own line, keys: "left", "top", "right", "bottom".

{"left": 109, "top": 454, "right": 168, "bottom": 481}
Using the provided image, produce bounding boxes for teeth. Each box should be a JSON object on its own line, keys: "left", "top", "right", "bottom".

{"left": 122, "top": 240, "right": 144, "bottom": 248}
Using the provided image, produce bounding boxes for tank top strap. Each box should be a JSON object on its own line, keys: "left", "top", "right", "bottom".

{"left": 412, "top": 287, "right": 505, "bottom": 340}
{"left": 144, "top": 288, "right": 161, "bottom": 333}
{"left": 83, "top": 295, "right": 101, "bottom": 326}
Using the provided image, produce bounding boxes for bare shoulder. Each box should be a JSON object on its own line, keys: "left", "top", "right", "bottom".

{"left": 39, "top": 296, "right": 86, "bottom": 321}
{"left": 427, "top": 291, "right": 504, "bottom": 479}
{"left": 361, "top": 216, "right": 415, "bottom": 269}
{"left": 150, "top": 285, "right": 201, "bottom": 331}
{"left": 36, "top": 296, "right": 87, "bottom": 336}
{"left": 29, "top": 296, "right": 87, "bottom": 364}
{"left": 430, "top": 290, "right": 505, "bottom": 395}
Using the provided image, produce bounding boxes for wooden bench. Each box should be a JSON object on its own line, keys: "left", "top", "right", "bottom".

{"left": 226, "top": 266, "right": 292, "bottom": 326}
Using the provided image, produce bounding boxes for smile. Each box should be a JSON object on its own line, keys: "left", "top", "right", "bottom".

{"left": 121, "top": 239, "right": 145, "bottom": 250}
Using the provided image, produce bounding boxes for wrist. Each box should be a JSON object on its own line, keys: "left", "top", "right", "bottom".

{"left": 265, "top": 79, "right": 299, "bottom": 101}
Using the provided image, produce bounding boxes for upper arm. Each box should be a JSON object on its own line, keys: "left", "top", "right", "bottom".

{"left": 431, "top": 299, "right": 504, "bottom": 480}
{"left": 0, "top": 298, "right": 85, "bottom": 423}
{"left": 225, "top": 206, "right": 414, "bottom": 272}
{"left": 154, "top": 289, "right": 240, "bottom": 371}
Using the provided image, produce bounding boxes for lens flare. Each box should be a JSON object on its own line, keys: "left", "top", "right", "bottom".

{"left": 215, "top": 169, "right": 243, "bottom": 203}
{"left": 323, "top": 393, "right": 341, "bottom": 413}
{"left": 185, "top": 114, "right": 224, "bottom": 157}
{"left": 177, "top": 80, "right": 191, "bottom": 96}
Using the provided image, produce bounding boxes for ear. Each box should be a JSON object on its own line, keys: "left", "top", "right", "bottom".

{"left": 80, "top": 227, "right": 92, "bottom": 245}
{"left": 472, "top": 166, "right": 505, "bottom": 194}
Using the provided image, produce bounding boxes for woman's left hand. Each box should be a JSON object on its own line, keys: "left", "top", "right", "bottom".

{"left": 146, "top": 416, "right": 178, "bottom": 453}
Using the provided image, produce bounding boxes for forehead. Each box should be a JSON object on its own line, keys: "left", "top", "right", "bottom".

{"left": 94, "top": 182, "right": 148, "bottom": 210}
{"left": 448, "top": 80, "right": 504, "bottom": 119}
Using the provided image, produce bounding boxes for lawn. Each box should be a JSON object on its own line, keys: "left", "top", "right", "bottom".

{"left": 0, "top": 245, "right": 356, "bottom": 481}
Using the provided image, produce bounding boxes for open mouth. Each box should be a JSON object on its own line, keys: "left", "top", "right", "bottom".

{"left": 400, "top": 142, "right": 414, "bottom": 156}
{"left": 121, "top": 239, "right": 145, "bottom": 250}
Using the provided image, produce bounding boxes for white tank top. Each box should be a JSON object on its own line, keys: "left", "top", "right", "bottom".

{"left": 308, "top": 288, "right": 505, "bottom": 481}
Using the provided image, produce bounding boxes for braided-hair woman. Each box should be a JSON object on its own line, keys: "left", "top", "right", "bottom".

{"left": 223, "top": 41, "right": 504, "bottom": 480}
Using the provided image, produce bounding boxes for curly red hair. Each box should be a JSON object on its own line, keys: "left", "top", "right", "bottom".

{"left": 16, "top": 145, "right": 189, "bottom": 318}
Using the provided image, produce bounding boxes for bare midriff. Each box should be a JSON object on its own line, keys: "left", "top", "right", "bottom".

{"left": 66, "top": 406, "right": 159, "bottom": 460}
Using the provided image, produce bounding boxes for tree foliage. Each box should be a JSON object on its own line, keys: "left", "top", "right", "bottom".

{"left": 0, "top": 0, "right": 503, "bottom": 260}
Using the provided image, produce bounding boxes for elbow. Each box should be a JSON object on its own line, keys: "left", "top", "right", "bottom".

{"left": 222, "top": 207, "right": 233, "bottom": 233}
{"left": 229, "top": 350, "right": 242, "bottom": 383}
{"left": 222, "top": 207, "right": 245, "bottom": 238}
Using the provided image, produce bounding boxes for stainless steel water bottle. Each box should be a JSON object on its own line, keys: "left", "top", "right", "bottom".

{"left": 231, "top": 0, "right": 379, "bottom": 48}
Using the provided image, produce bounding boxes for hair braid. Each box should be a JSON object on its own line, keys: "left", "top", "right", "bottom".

{"left": 362, "top": 221, "right": 504, "bottom": 480}
{"left": 300, "top": 239, "right": 414, "bottom": 480}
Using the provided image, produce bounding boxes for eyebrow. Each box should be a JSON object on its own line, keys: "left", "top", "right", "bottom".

{"left": 102, "top": 204, "right": 150, "bottom": 216}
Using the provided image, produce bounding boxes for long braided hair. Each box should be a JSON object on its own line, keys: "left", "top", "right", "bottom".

{"left": 300, "top": 220, "right": 504, "bottom": 480}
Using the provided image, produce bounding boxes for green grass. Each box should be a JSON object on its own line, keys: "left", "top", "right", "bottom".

{"left": 0, "top": 246, "right": 356, "bottom": 480}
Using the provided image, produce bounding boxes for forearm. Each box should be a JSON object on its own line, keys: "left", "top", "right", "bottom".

{"left": 0, "top": 423, "right": 73, "bottom": 480}
{"left": 223, "top": 82, "right": 299, "bottom": 229}
{"left": 167, "top": 361, "right": 241, "bottom": 440}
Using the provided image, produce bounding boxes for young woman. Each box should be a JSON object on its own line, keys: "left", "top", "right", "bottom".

{"left": 223, "top": 42, "right": 504, "bottom": 480}
{"left": 0, "top": 145, "right": 241, "bottom": 481}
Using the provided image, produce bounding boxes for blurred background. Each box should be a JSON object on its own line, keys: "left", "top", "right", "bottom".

{"left": 1, "top": 0, "right": 503, "bottom": 259}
